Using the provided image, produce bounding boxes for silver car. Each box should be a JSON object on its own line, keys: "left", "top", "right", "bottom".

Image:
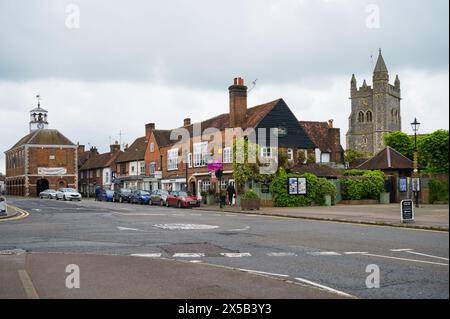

{"left": 0, "top": 196, "right": 6, "bottom": 214}
{"left": 56, "top": 188, "right": 82, "bottom": 201}
{"left": 150, "top": 189, "right": 169, "bottom": 206}
{"left": 39, "top": 189, "right": 57, "bottom": 199}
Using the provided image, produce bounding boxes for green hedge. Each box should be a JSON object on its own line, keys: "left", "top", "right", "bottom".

{"left": 340, "top": 170, "right": 385, "bottom": 200}
{"left": 429, "top": 179, "right": 449, "bottom": 204}
{"left": 243, "top": 189, "right": 260, "bottom": 200}
{"left": 270, "top": 169, "right": 336, "bottom": 207}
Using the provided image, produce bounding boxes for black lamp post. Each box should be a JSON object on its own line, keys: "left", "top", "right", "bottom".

{"left": 411, "top": 118, "right": 421, "bottom": 208}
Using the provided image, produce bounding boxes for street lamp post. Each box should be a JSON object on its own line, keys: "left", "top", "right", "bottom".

{"left": 411, "top": 118, "right": 421, "bottom": 208}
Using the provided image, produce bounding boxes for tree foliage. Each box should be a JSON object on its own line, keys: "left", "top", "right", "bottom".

{"left": 344, "top": 149, "right": 367, "bottom": 165}
{"left": 384, "top": 131, "right": 413, "bottom": 159}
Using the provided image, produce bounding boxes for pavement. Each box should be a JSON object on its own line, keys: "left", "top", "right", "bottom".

{"left": 0, "top": 197, "right": 448, "bottom": 299}
{"left": 195, "top": 204, "right": 449, "bottom": 231}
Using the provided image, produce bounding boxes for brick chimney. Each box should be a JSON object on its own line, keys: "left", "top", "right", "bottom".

{"left": 327, "top": 119, "right": 334, "bottom": 128}
{"left": 229, "top": 77, "right": 247, "bottom": 128}
{"left": 145, "top": 123, "right": 155, "bottom": 139}
{"left": 183, "top": 118, "right": 191, "bottom": 127}
{"left": 110, "top": 141, "right": 120, "bottom": 153}
{"left": 77, "top": 144, "right": 85, "bottom": 154}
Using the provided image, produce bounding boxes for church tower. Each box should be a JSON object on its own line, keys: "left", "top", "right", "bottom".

{"left": 29, "top": 95, "right": 49, "bottom": 132}
{"left": 346, "top": 50, "right": 402, "bottom": 156}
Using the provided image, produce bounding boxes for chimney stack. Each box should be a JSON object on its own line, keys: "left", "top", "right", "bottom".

{"left": 183, "top": 118, "right": 191, "bottom": 127}
{"left": 229, "top": 77, "right": 247, "bottom": 128}
{"left": 328, "top": 119, "right": 334, "bottom": 128}
{"left": 110, "top": 141, "right": 120, "bottom": 153}
{"left": 145, "top": 123, "right": 155, "bottom": 139}
{"left": 77, "top": 144, "right": 85, "bottom": 154}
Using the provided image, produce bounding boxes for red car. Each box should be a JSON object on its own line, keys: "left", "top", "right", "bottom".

{"left": 166, "top": 191, "right": 201, "bottom": 208}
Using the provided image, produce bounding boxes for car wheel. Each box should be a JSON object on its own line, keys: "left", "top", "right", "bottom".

{"left": 63, "top": 196, "right": 66, "bottom": 201}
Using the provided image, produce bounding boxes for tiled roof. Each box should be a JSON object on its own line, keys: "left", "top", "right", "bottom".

{"left": 153, "top": 130, "right": 173, "bottom": 148}
{"left": 292, "top": 163, "right": 344, "bottom": 178}
{"left": 299, "top": 121, "right": 332, "bottom": 152}
{"left": 80, "top": 151, "right": 122, "bottom": 170}
{"left": 8, "top": 129, "right": 75, "bottom": 151}
{"left": 164, "top": 99, "right": 281, "bottom": 147}
{"left": 357, "top": 147, "right": 414, "bottom": 170}
{"left": 116, "top": 136, "right": 147, "bottom": 163}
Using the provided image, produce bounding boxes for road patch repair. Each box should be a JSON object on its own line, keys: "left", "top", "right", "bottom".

{"left": 0, "top": 252, "right": 350, "bottom": 299}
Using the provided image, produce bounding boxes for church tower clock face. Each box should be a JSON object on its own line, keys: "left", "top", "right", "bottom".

{"left": 37, "top": 123, "right": 44, "bottom": 129}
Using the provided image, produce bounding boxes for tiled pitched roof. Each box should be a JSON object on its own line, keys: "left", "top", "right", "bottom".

{"left": 8, "top": 129, "right": 75, "bottom": 151}
{"left": 299, "top": 121, "right": 332, "bottom": 152}
{"left": 80, "top": 151, "right": 122, "bottom": 170}
{"left": 116, "top": 136, "right": 147, "bottom": 163}
{"left": 153, "top": 130, "right": 173, "bottom": 148}
{"left": 292, "top": 163, "right": 344, "bottom": 178}
{"left": 357, "top": 147, "right": 414, "bottom": 170}
{"left": 164, "top": 99, "right": 281, "bottom": 147}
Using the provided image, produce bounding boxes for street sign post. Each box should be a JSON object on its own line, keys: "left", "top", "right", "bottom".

{"left": 401, "top": 199, "right": 415, "bottom": 224}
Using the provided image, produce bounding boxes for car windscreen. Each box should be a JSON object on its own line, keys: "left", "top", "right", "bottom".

{"left": 121, "top": 189, "right": 131, "bottom": 193}
{"left": 140, "top": 191, "right": 150, "bottom": 196}
{"left": 178, "top": 192, "right": 193, "bottom": 197}
{"left": 66, "top": 188, "right": 77, "bottom": 192}
{"left": 106, "top": 191, "right": 114, "bottom": 195}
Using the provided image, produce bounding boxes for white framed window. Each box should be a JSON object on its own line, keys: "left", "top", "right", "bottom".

{"left": 188, "top": 153, "right": 193, "bottom": 168}
{"left": 194, "top": 142, "right": 208, "bottom": 167}
{"left": 105, "top": 172, "right": 109, "bottom": 184}
{"left": 261, "top": 147, "right": 275, "bottom": 159}
{"left": 201, "top": 180, "right": 210, "bottom": 192}
{"left": 223, "top": 147, "right": 233, "bottom": 164}
{"left": 150, "top": 143, "right": 155, "bottom": 152}
{"left": 140, "top": 162, "right": 145, "bottom": 175}
{"left": 150, "top": 162, "right": 156, "bottom": 174}
{"left": 287, "top": 148, "right": 294, "bottom": 162}
{"left": 168, "top": 148, "right": 179, "bottom": 171}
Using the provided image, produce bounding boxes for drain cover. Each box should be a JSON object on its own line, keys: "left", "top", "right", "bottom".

{"left": 153, "top": 223, "right": 219, "bottom": 230}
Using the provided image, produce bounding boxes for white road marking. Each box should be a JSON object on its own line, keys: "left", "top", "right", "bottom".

{"left": 295, "top": 277, "right": 355, "bottom": 298}
{"left": 130, "top": 253, "right": 162, "bottom": 258}
{"left": 390, "top": 248, "right": 413, "bottom": 252}
{"left": 173, "top": 214, "right": 185, "bottom": 216}
{"left": 117, "top": 226, "right": 143, "bottom": 232}
{"left": 405, "top": 251, "right": 449, "bottom": 261}
{"left": 239, "top": 269, "right": 289, "bottom": 278}
{"left": 308, "top": 252, "right": 342, "bottom": 256}
{"left": 118, "top": 213, "right": 167, "bottom": 216}
{"left": 226, "top": 214, "right": 237, "bottom": 217}
{"left": 344, "top": 252, "right": 369, "bottom": 255}
{"left": 266, "top": 252, "right": 297, "bottom": 257}
{"left": 32, "top": 209, "right": 41, "bottom": 212}
{"left": 190, "top": 214, "right": 202, "bottom": 216}
{"left": 362, "top": 253, "right": 449, "bottom": 266}
{"left": 220, "top": 253, "right": 252, "bottom": 258}
{"left": 18, "top": 270, "right": 39, "bottom": 299}
{"left": 189, "top": 260, "right": 202, "bottom": 263}
{"left": 173, "top": 253, "right": 205, "bottom": 258}
{"left": 227, "top": 226, "right": 250, "bottom": 232}
{"left": 153, "top": 223, "right": 219, "bottom": 230}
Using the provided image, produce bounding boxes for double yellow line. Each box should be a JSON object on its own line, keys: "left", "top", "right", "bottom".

{"left": 0, "top": 205, "right": 30, "bottom": 222}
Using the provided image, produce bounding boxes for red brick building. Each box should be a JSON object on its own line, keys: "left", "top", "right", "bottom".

{"left": 4, "top": 99, "right": 78, "bottom": 197}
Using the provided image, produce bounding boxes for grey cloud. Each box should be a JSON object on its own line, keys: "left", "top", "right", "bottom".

{"left": 0, "top": 0, "right": 448, "bottom": 88}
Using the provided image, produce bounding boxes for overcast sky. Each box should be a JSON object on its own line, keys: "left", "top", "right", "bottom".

{"left": 0, "top": 0, "right": 448, "bottom": 173}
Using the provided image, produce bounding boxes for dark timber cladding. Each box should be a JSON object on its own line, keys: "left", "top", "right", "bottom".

{"left": 255, "top": 99, "right": 316, "bottom": 149}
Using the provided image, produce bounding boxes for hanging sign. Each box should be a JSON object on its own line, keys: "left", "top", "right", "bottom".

{"left": 38, "top": 167, "right": 67, "bottom": 175}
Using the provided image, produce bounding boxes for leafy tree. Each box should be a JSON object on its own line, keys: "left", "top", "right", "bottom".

{"left": 384, "top": 131, "right": 413, "bottom": 159}
{"left": 420, "top": 130, "right": 449, "bottom": 173}
{"left": 344, "top": 149, "right": 367, "bottom": 165}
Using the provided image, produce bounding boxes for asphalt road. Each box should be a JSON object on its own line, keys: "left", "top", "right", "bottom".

{"left": 1, "top": 197, "right": 448, "bottom": 299}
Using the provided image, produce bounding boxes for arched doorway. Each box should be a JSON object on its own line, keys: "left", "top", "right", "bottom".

{"left": 36, "top": 179, "right": 50, "bottom": 196}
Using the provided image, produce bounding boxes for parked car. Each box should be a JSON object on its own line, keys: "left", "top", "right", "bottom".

{"left": 166, "top": 191, "right": 200, "bottom": 208}
{"left": 56, "top": 188, "right": 82, "bottom": 201}
{"left": 113, "top": 188, "right": 133, "bottom": 203}
{"left": 150, "top": 189, "right": 169, "bottom": 206}
{"left": 0, "top": 196, "right": 6, "bottom": 214}
{"left": 39, "top": 189, "right": 57, "bottom": 199}
{"left": 130, "top": 190, "right": 151, "bottom": 205}
{"left": 97, "top": 189, "right": 114, "bottom": 202}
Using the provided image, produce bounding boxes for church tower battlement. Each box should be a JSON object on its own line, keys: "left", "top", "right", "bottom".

{"left": 346, "top": 50, "right": 402, "bottom": 156}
